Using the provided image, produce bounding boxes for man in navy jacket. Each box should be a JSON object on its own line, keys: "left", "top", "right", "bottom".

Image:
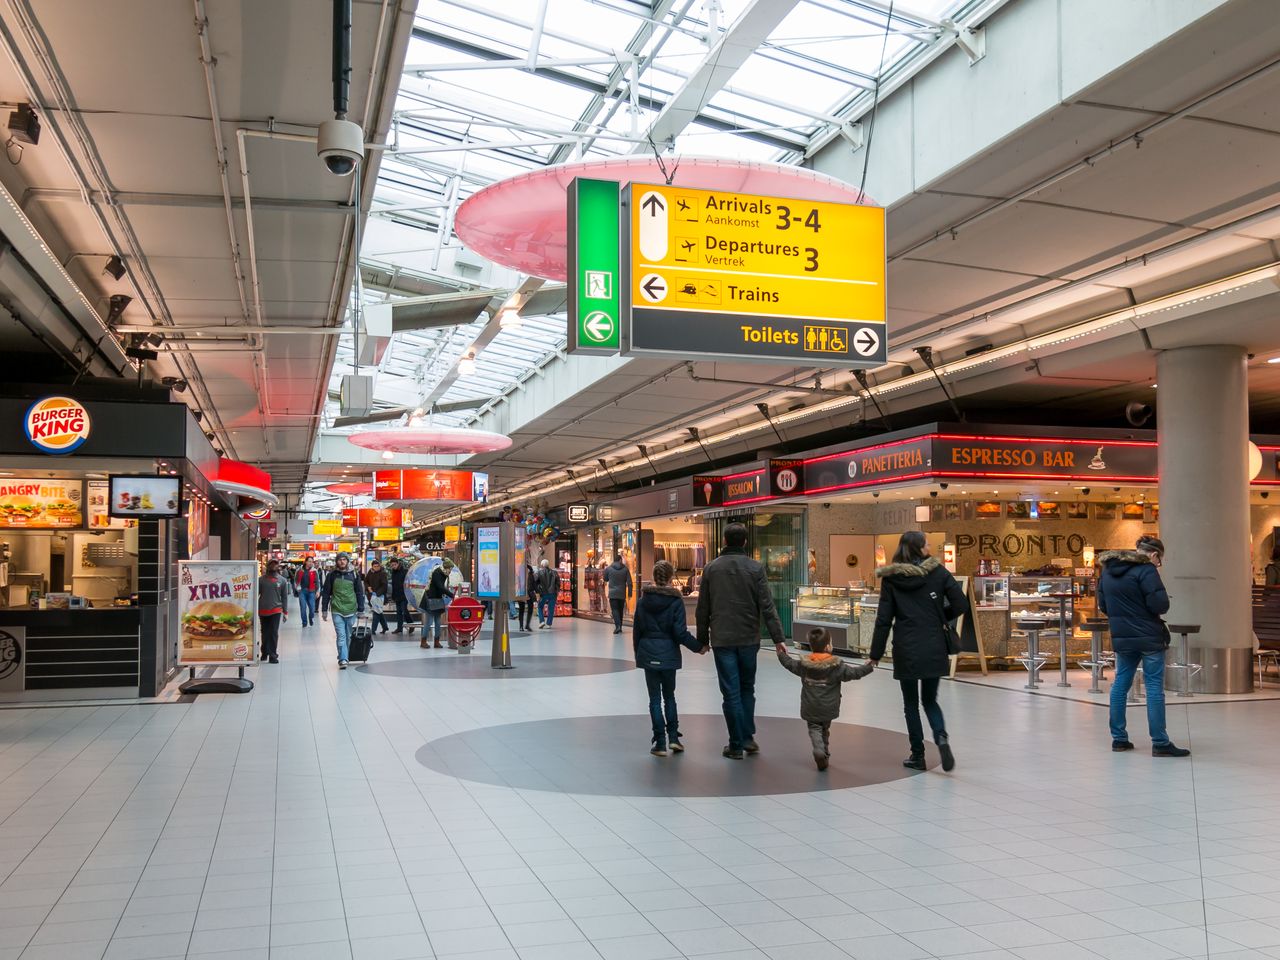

{"left": 1097, "top": 535, "right": 1189, "bottom": 757}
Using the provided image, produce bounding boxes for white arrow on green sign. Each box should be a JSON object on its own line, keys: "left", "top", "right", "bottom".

{"left": 567, "top": 178, "right": 622, "bottom": 356}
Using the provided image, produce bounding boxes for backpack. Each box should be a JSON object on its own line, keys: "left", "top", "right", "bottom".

{"left": 330, "top": 574, "right": 358, "bottom": 615}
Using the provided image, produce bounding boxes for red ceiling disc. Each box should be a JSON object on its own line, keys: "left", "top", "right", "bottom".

{"left": 454, "top": 156, "right": 873, "bottom": 282}
{"left": 346, "top": 427, "right": 512, "bottom": 456}
{"left": 326, "top": 481, "right": 373, "bottom": 495}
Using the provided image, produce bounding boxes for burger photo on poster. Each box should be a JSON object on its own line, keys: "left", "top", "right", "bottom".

{"left": 0, "top": 494, "right": 40, "bottom": 523}
{"left": 180, "top": 599, "right": 252, "bottom": 646}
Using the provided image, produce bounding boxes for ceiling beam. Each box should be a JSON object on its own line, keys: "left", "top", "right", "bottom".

{"left": 630, "top": 0, "right": 802, "bottom": 152}
{"left": 22, "top": 187, "right": 354, "bottom": 214}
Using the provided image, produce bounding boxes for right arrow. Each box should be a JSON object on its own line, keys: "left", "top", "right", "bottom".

{"left": 641, "top": 193, "right": 666, "bottom": 217}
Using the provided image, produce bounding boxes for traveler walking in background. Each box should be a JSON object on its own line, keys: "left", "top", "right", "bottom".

{"left": 296, "top": 557, "right": 320, "bottom": 627}
{"left": 776, "top": 628, "right": 873, "bottom": 770}
{"left": 696, "top": 523, "right": 785, "bottom": 759}
{"left": 364, "top": 559, "right": 390, "bottom": 634}
{"left": 321, "top": 552, "right": 366, "bottom": 669}
{"left": 1099, "top": 535, "right": 1189, "bottom": 757}
{"left": 536, "top": 559, "right": 558, "bottom": 628}
{"left": 517, "top": 560, "right": 536, "bottom": 631}
{"left": 633, "top": 559, "right": 704, "bottom": 756}
{"left": 605, "top": 555, "right": 633, "bottom": 634}
{"left": 389, "top": 557, "right": 409, "bottom": 633}
{"left": 869, "top": 531, "right": 967, "bottom": 772}
{"left": 424, "top": 559, "right": 455, "bottom": 648}
{"left": 257, "top": 559, "right": 289, "bottom": 664}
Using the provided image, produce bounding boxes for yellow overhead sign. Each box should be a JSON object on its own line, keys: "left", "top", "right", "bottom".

{"left": 373, "top": 527, "right": 403, "bottom": 541}
{"left": 312, "top": 518, "right": 343, "bottom": 536}
{"left": 627, "top": 183, "right": 887, "bottom": 365}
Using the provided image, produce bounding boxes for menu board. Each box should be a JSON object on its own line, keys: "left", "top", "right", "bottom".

{"left": 476, "top": 525, "right": 500, "bottom": 598}
{"left": 109, "top": 475, "right": 182, "bottom": 518}
{"left": 86, "top": 480, "right": 133, "bottom": 530}
{"left": 0, "top": 478, "right": 85, "bottom": 529}
{"left": 177, "top": 561, "right": 257, "bottom": 665}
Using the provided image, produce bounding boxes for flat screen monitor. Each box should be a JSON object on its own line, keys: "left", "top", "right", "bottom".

{"left": 108, "top": 475, "right": 183, "bottom": 518}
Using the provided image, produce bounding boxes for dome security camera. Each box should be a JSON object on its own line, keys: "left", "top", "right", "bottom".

{"left": 872, "top": 491, "right": 880, "bottom": 498}
{"left": 939, "top": 482, "right": 949, "bottom": 490}
{"left": 317, "top": 119, "right": 363, "bottom": 177}
{"left": 929, "top": 490, "right": 938, "bottom": 499}
{"left": 1081, "top": 487, "right": 1090, "bottom": 495}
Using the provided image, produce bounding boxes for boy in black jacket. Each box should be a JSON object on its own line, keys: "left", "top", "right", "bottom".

{"left": 633, "top": 560, "right": 705, "bottom": 757}
{"left": 776, "top": 628, "right": 874, "bottom": 770}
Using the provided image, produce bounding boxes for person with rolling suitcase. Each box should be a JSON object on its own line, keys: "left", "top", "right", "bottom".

{"left": 321, "top": 552, "right": 366, "bottom": 669}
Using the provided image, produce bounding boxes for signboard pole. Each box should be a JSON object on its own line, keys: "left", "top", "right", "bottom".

{"left": 491, "top": 522, "right": 516, "bottom": 669}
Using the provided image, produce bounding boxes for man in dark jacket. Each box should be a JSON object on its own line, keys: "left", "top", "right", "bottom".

{"left": 389, "top": 558, "right": 410, "bottom": 633}
{"left": 1098, "top": 536, "right": 1189, "bottom": 757}
{"left": 535, "top": 560, "right": 559, "bottom": 629}
{"left": 696, "top": 523, "right": 785, "bottom": 759}
{"left": 605, "top": 557, "right": 633, "bottom": 634}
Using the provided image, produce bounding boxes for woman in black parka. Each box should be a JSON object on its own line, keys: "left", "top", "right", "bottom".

{"left": 869, "top": 531, "right": 969, "bottom": 772}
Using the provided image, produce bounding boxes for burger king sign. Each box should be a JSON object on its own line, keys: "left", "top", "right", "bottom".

{"left": 25, "top": 396, "right": 91, "bottom": 454}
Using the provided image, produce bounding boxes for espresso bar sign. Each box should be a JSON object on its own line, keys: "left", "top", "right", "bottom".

{"left": 934, "top": 437, "right": 1157, "bottom": 482}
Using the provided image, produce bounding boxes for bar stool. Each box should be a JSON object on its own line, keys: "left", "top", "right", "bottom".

{"left": 1167, "top": 624, "right": 1202, "bottom": 698}
{"left": 1257, "top": 649, "right": 1280, "bottom": 685}
{"left": 1014, "top": 618, "right": 1052, "bottom": 690}
{"left": 1048, "top": 593, "right": 1074, "bottom": 688}
{"left": 1080, "top": 618, "right": 1112, "bottom": 694}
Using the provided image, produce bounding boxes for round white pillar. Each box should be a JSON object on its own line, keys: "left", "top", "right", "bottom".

{"left": 1157, "top": 344, "right": 1253, "bottom": 693}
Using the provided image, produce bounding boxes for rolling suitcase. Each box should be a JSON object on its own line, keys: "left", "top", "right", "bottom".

{"left": 348, "top": 617, "right": 374, "bottom": 662}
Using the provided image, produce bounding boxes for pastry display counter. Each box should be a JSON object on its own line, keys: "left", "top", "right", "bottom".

{"left": 972, "top": 574, "right": 1100, "bottom": 665}
{"left": 792, "top": 585, "right": 881, "bottom": 658}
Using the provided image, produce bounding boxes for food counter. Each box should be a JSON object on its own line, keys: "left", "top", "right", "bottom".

{"left": 973, "top": 574, "right": 1099, "bottom": 665}
{"left": 0, "top": 607, "right": 143, "bottom": 698}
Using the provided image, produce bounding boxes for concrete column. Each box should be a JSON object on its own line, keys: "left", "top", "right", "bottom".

{"left": 1157, "top": 344, "right": 1253, "bottom": 693}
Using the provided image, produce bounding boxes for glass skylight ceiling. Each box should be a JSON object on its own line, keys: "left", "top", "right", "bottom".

{"left": 325, "top": 0, "right": 981, "bottom": 436}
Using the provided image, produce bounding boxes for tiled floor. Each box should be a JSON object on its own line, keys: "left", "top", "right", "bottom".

{"left": 1, "top": 615, "right": 1277, "bottom": 960}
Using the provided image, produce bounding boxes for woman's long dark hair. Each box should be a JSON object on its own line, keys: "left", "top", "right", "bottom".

{"left": 892, "top": 530, "right": 928, "bottom": 565}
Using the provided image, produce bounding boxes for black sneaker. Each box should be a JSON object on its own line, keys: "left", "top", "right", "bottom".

{"left": 1153, "top": 743, "right": 1191, "bottom": 757}
{"left": 1112, "top": 740, "right": 1135, "bottom": 752}
{"left": 722, "top": 745, "right": 745, "bottom": 760}
{"left": 937, "top": 736, "right": 956, "bottom": 772}
{"left": 669, "top": 736, "right": 684, "bottom": 753}
{"left": 651, "top": 739, "right": 668, "bottom": 757}
{"left": 744, "top": 739, "right": 760, "bottom": 755}
{"left": 269, "top": 656, "right": 279, "bottom": 664}
{"left": 814, "top": 752, "right": 829, "bottom": 772}
{"left": 339, "top": 660, "right": 348, "bottom": 670}
{"left": 902, "top": 754, "right": 926, "bottom": 770}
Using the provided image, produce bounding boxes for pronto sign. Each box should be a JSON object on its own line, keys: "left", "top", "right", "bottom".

{"left": 626, "top": 184, "right": 886, "bottom": 366}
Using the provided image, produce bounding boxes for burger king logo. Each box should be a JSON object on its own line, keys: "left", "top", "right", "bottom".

{"left": 25, "top": 396, "right": 91, "bottom": 455}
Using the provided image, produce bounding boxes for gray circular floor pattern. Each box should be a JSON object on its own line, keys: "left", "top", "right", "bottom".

{"left": 357, "top": 654, "right": 631, "bottom": 679}
{"left": 416, "top": 713, "right": 936, "bottom": 796}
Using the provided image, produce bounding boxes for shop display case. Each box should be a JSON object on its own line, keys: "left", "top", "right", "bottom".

{"left": 792, "top": 585, "right": 858, "bottom": 654}
{"left": 973, "top": 576, "right": 1010, "bottom": 610}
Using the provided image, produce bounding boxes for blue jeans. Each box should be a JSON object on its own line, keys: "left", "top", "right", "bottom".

{"left": 1110, "top": 650, "right": 1169, "bottom": 745}
{"left": 333, "top": 613, "right": 356, "bottom": 662}
{"left": 298, "top": 590, "right": 317, "bottom": 626}
{"left": 645, "top": 668, "right": 678, "bottom": 742}
{"left": 427, "top": 602, "right": 447, "bottom": 640}
{"left": 538, "top": 595, "right": 555, "bottom": 626}
{"left": 712, "top": 645, "right": 758, "bottom": 750}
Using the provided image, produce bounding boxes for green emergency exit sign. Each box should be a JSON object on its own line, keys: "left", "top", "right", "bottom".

{"left": 567, "top": 177, "right": 621, "bottom": 355}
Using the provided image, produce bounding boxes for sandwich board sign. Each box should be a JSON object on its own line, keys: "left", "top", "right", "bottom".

{"left": 177, "top": 561, "right": 258, "bottom": 665}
